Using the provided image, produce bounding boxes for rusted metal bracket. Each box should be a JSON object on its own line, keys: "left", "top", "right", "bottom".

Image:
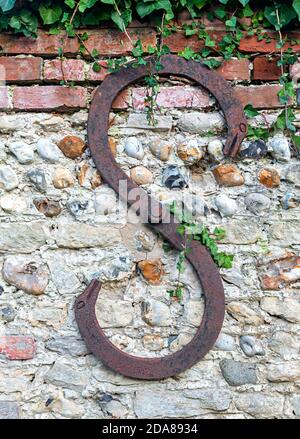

{"left": 75, "top": 55, "right": 247, "bottom": 380}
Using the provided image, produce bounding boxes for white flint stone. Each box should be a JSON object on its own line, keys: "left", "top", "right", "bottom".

{"left": 0, "top": 166, "right": 18, "bottom": 191}
{"left": 124, "top": 137, "right": 144, "bottom": 159}
{"left": 36, "top": 138, "right": 61, "bottom": 162}
{"left": 9, "top": 141, "right": 34, "bottom": 164}
{"left": 269, "top": 135, "right": 291, "bottom": 162}
{"left": 215, "top": 194, "right": 238, "bottom": 217}
{"left": 207, "top": 139, "right": 224, "bottom": 161}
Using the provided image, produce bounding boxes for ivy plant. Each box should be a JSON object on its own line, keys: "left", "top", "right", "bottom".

{"left": 166, "top": 201, "right": 234, "bottom": 301}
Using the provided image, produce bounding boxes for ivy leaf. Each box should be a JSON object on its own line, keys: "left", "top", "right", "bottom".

{"left": 64, "top": 0, "right": 76, "bottom": 8}
{"left": 239, "top": 0, "right": 250, "bottom": 6}
{"left": 0, "top": 0, "right": 16, "bottom": 12}
{"left": 9, "top": 15, "right": 21, "bottom": 30}
{"left": 292, "top": 134, "right": 300, "bottom": 148}
{"left": 136, "top": 0, "right": 174, "bottom": 20}
{"left": 293, "top": 0, "right": 300, "bottom": 20}
{"left": 244, "top": 104, "right": 259, "bottom": 118}
{"left": 179, "top": 46, "right": 196, "bottom": 60}
{"left": 136, "top": 1, "right": 156, "bottom": 18}
{"left": 243, "top": 4, "right": 253, "bottom": 17}
{"left": 264, "top": 5, "right": 297, "bottom": 29}
{"left": 92, "top": 62, "right": 101, "bottom": 72}
{"left": 192, "top": 0, "right": 208, "bottom": 9}
{"left": 214, "top": 6, "right": 226, "bottom": 19}
{"left": 78, "top": 0, "right": 98, "bottom": 13}
{"left": 225, "top": 16, "right": 237, "bottom": 27}
{"left": 39, "top": 5, "right": 62, "bottom": 25}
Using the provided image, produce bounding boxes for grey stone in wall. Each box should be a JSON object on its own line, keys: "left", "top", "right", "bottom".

{"left": 0, "top": 401, "right": 19, "bottom": 419}
{"left": 235, "top": 393, "right": 284, "bottom": 418}
{"left": 54, "top": 224, "right": 122, "bottom": 249}
{"left": 220, "top": 359, "right": 258, "bottom": 386}
{"left": 0, "top": 222, "right": 47, "bottom": 253}
{"left": 134, "top": 389, "right": 205, "bottom": 418}
{"left": 44, "top": 361, "right": 88, "bottom": 392}
{"left": 183, "top": 388, "right": 233, "bottom": 411}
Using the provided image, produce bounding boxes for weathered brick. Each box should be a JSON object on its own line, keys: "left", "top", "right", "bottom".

{"left": 0, "top": 31, "right": 79, "bottom": 55}
{"left": 83, "top": 28, "right": 157, "bottom": 55}
{"left": 216, "top": 58, "right": 250, "bottom": 81}
{"left": 132, "top": 86, "right": 210, "bottom": 110}
{"left": 0, "top": 336, "right": 36, "bottom": 360}
{"left": 0, "top": 28, "right": 156, "bottom": 56}
{"left": 235, "top": 85, "right": 283, "bottom": 108}
{"left": 92, "top": 87, "right": 130, "bottom": 109}
{"left": 87, "top": 60, "right": 110, "bottom": 82}
{"left": 165, "top": 31, "right": 211, "bottom": 53}
{"left": 44, "top": 59, "right": 85, "bottom": 82}
{"left": 239, "top": 32, "right": 300, "bottom": 53}
{"left": 0, "top": 86, "right": 9, "bottom": 109}
{"left": 253, "top": 56, "right": 282, "bottom": 81}
{"left": 13, "top": 86, "right": 87, "bottom": 111}
{"left": 0, "top": 56, "right": 43, "bottom": 82}
{"left": 167, "top": 29, "right": 228, "bottom": 53}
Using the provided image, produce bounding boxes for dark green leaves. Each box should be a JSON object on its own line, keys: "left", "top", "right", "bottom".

{"left": 136, "top": 0, "right": 174, "bottom": 20}
{"left": 0, "top": 0, "right": 16, "bottom": 12}
{"left": 244, "top": 104, "right": 259, "bottom": 118}
{"left": 239, "top": 0, "right": 250, "bottom": 6}
{"left": 293, "top": 0, "right": 300, "bottom": 20}
{"left": 292, "top": 134, "right": 300, "bottom": 148}
{"left": 39, "top": 5, "right": 62, "bottom": 25}
{"left": 264, "top": 4, "right": 297, "bottom": 30}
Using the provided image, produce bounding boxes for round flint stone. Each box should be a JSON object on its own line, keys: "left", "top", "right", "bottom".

{"left": 162, "top": 165, "right": 188, "bottom": 190}
{"left": 240, "top": 140, "right": 268, "bottom": 160}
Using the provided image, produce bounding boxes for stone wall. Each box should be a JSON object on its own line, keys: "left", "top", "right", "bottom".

{"left": 0, "top": 23, "right": 299, "bottom": 419}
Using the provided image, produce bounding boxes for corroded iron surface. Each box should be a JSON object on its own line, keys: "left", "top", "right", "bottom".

{"left": 75, "top": 55, "right": 247, "bottom": 380}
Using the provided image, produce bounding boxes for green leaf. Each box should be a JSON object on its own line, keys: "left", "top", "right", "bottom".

{"left": 293, "top": 0, "right": 300, "bottom": 20}
{"left": 0, "top": 0, "right": 16, "bottom": 13}
{"left": 213, "top": 227, "right": 226, "bottom": 240}
{"left": 243, "top": 4, "right": 253, "bottom": 18}
{"left": 39, "top": 5, "right": 62, "bottom": 25}
{"left": 292, "top": 134, "right": 300, "bottom": 148}
{"left": 78, "top": 0, "right": 98, "bottom": 13}
{"left": 264, "top": 5, "right": 297, "bottom": 29}
{"left": 244, "top": 104, "right": 259, "bottom": 118}
{"left": 179, "top": 46, "right": 196, "bottom": 60}
{"left": 92, "top": 62, "right": 101, "bottom": 72}
{"left": 64, "top": 0, "right": 76, "bottom": 8}
{"left": 225, "top": 16, "right": 237, "bottom": 27}
{"left": 9, "top": 15, "right": 21, "bottom": 30}
{"left": 239, "top": 0, "right": 250, "bottom": 6}
{"left": 214, "top": 6, "right": 226, "bottom": 19}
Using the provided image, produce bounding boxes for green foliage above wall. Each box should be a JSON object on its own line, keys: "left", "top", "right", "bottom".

{"left": 0, "top": 1, "right": 300, "bottom": 36}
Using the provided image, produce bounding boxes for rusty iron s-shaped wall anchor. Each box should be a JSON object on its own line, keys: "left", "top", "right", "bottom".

{"left": 75, "top": 55, "right": 247, "bottom": 380}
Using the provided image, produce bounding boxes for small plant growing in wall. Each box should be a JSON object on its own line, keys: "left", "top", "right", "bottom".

{"left": 166, "top": 201, "right": 234, "bottom": 302}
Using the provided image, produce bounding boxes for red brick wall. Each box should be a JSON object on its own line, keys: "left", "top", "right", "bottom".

{"left": 0, "top": 27, "right": 299, "bottom": 113}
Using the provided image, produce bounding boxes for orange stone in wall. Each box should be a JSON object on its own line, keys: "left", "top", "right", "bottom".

{"left": 138, "top": 259, "right": 164, "bottom": 285}
{"left": 58, "top": 136, "right": 86, "bottom": 159}
{"left": 259, "top": 168, "right": 280, "bottom": 188}
{"left": 213, "top": 164, "right": 245, "bottom": 187}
